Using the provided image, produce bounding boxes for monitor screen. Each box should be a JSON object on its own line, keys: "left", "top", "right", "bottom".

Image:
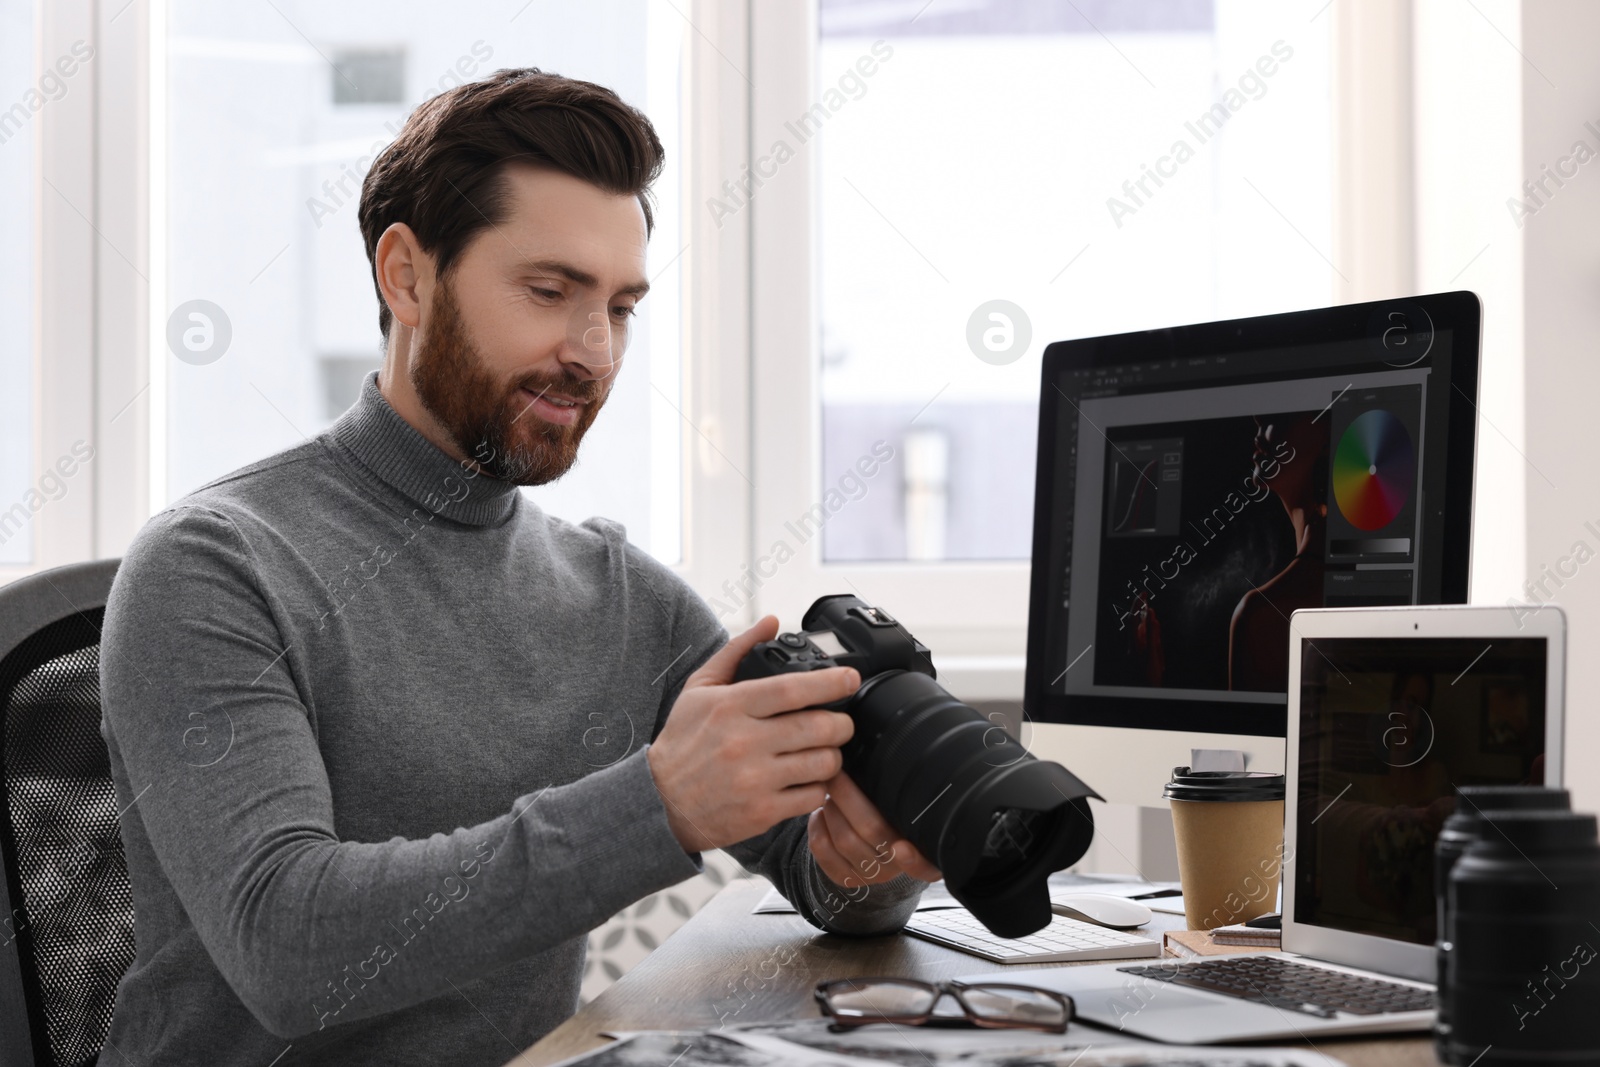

{"left": 1025, "top": 293, "right": 1480, "bottom": 735}
{"left": 1292, "top": 636, "right": 1549, "bottom": 946}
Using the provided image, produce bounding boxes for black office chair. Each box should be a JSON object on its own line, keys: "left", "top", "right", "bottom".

{"left": 0, "top": 560, "right": 132, "bottom": 1067}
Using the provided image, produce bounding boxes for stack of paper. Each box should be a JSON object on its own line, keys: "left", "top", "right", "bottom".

{"left": 1210, "top": 921, "right": 1281, "bottom": 947}
{"left": 558, "top": 1024, "right": 1350, "bottom": 1067}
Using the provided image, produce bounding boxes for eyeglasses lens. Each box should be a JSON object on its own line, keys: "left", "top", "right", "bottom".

{"left": 959, "top": 985, "right": 1069, "bottom": 1025}
{"left": 825, "top": 981, "right": 938, "bottom": 1019}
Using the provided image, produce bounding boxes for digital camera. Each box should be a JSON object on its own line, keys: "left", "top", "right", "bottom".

{"left": 735, "top": 594, "right": 1101, "bottom": 938}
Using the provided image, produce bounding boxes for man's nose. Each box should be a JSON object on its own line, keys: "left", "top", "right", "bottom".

{"left": 561, "top": 305, "right": 624, "bottom": 380}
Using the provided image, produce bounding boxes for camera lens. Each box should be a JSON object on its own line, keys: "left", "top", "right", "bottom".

{"left": 1434, "top": 786, "right": 1571, "bottom": 1060}
{"left": 982, "top": 808, "right": 1040, "bottom": 867}
{"left": 973, "top": 806, "right": 1063, "bottom": 887}
{"left": 1442, "top": 809, "right": 1600, "bottom": 1065}
{"left": 843, "top": 669, "right": 1098, "bottom": 938}
{"left": 737, "top": 595, "right": 1102, "bottom": 939}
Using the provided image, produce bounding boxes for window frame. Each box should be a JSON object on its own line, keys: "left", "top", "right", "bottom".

{"left": 8, "top": 0, "right": 752, "bottom": 599}
{"left": 13, "top": 0, "right": 1452, "bottom": 701}
{"left": 747, "top": 0, "right": 1032, "bottom": 667}
{"left": 745, "top": 0, "right": 1425, "bottom": 693}
{"left": 0, "top": 0, "right": 119, "bottom": 586}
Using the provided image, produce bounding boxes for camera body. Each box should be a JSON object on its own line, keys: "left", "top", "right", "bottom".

{"left": 735, "top": 594, "right": 1101, "bottom": 938}
{"left": 734, "top": 598, "right": 933, "bottom": 704}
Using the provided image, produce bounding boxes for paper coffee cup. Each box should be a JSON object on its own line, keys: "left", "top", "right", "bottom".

{"left": 1164, "top": 766, "right": 1286, "bottom": 931}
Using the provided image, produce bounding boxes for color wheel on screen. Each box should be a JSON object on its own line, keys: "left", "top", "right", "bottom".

{"left": 1333, "top": 410, "right": 1415, "bottom": 531}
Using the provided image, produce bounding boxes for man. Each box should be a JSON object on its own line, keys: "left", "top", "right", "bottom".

{"left": 100, "top": 68, "right": 935, "bottom": 1064}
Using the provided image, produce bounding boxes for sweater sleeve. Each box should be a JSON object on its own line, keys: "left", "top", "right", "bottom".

{"left": 635, "top": 552, "right": 926, "bottom": 936}
{"left": 100, "top": 506, "right": 703, "bottom": 1040}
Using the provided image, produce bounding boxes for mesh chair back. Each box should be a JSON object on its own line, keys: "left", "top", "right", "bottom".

{"left": 0, "top": 561, "right": 130, "bottom": 1067}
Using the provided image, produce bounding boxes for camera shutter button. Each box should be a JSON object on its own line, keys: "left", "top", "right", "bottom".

{"left": 779, "top": 633, "right": 807, "bottom": 649}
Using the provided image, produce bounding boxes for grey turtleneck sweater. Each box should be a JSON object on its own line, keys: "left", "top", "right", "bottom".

{"left": 98, "top": 373, "right": 922, "bottom": 1065}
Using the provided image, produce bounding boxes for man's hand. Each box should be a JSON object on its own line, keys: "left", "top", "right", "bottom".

{"left": 808, "top": 771, "right": 942, "bottom": 888}
{"left": 648, "top": 616, "right": 859, "bottom": 853}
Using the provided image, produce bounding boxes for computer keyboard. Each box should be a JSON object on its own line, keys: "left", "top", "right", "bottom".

{"left": 904, "top": 909, "right": 1161, "bottom": 963}
{"left": 1118, "top": 955, "right": 1435, "bottom": 1018}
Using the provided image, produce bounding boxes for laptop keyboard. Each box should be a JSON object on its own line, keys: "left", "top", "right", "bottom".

{"left": 1117, "top": 955, "right": 1435, "bottom": 1018}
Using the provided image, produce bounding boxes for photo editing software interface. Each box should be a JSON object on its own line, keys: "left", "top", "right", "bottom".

{"left": 1040, "top": 329, "right": 1460, "bottom": 714}
{"left": 1295, "top": 637, "right": 1548, "bottom": 945}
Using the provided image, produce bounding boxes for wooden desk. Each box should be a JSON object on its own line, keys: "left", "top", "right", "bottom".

{"left": 508, "top": 883, "right": 1440, "bottom": 1067}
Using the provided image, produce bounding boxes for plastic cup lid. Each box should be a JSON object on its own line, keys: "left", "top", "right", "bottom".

{"left": 1163, "top": 765, "right": 1286, "bottom": 802}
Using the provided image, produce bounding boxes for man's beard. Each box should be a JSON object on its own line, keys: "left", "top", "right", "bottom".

{"left": 410, "top": 277, "right": 608, "bottom": 486}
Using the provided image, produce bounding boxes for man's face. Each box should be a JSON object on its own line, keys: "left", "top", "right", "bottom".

{"left": 410, "top": 164, "right": 650, "bottom": 484}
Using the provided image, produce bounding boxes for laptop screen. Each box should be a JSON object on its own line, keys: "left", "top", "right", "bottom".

{"left": 1293, "top": 636, "right": 1549, "bottom": 946}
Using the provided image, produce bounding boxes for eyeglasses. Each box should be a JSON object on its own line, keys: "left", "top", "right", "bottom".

{"left": 814, "top": 977, "right": 1074, "bottom": 1032}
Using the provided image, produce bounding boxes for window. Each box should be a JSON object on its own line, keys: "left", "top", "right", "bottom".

{"left": 815, "top": 0, "right": 1333, "bottom": 563}
{"left": 330, "top": 47, "right": 407, "bottom": 105}
{"left": 159, "top": 1, "right": 686, "bottom": 562}
{"left": 317, "top": 354, "right": 383, "bottom": 420}
{"left": 0, "top": 0, "right": 36, "bottom": 564}
{"left": 5, "top": 0, "right": 1509, "bottom": 674}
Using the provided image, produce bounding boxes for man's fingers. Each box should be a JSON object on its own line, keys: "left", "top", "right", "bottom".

{"left": 820, "top": 797, "right": 889, "bottom": 875}
{"left": 770, "top": 747, "right": 845, "bottom": 790}
{"left": 760, "top": 710, "right": 853, "bottom": 756}
{"left": 685, "top": 616, "right": 779, "bottom": 688}
{"left": 819, "top": 800, "right": 939, "bottom": 885}
{"left": 806, "top": 809, "right": 870, "bottom": 895}
{"left": 771, "top": 782, "right": 828, "bottom": 824}
{"left": 734, "top": 667, "right": 860, "bottom": 719}
{"left": 886, "top": 837, "right": 943, "bottom": 882}
{"left": 807, "top": 809, "right": 860, "bottom": 890}
{"left": 823, "top": 774, "right": 943, "bottom": 882}
{"left": 821, "top": 772, "right": 896, "bottom": 848}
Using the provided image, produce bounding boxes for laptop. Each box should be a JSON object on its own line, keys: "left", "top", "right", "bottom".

{"left": 958, "top": 603, "right": 1566, "bottom": 1043}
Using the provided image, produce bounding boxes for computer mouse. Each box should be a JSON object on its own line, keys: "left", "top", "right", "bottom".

{"left": 1051, "top": 893, "right": 1153, "bottom": 930}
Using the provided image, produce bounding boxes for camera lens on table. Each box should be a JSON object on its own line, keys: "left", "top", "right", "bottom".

{"left": 1441, "top": 807, "right": 1600, "bottom": 1066}
{"left": 1433, "top": 784, "right": 1571, "bottom": 1059}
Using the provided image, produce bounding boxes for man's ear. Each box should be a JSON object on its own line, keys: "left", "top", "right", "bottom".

{"left": 374, "top": 222, "right": 432, "bottom": 333}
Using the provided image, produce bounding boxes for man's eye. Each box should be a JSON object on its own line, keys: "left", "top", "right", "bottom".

{"left": 530, "top": 287, "right": 561, "bottom": 301}
{"left": 610, "top": 305, "right": 637, "bottom": 320}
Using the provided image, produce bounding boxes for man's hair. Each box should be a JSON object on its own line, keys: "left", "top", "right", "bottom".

{"left": 358, "top": 67, "right": 664, "bottom": 339}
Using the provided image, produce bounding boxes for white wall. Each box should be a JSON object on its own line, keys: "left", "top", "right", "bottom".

{"left": 1413, "top": 0, "right": 1526, "bottom": 606}
{"left": 1519, "top": 0, "right": 1600, "bottom": 814}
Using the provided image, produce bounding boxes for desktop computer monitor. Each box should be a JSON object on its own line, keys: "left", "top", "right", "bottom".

{"left": 1023, "top": 292, "right": 1482, "bottom": 737}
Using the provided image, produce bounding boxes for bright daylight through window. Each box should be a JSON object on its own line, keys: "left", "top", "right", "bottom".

{"left": 815, "top": 0, "right": 1332, "bottom": 563}
{"left": 162, "top": 1, "right": 686, "bottom": 561}
{"left": 0, "top": 0, "right": 38, "bottom": 564}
